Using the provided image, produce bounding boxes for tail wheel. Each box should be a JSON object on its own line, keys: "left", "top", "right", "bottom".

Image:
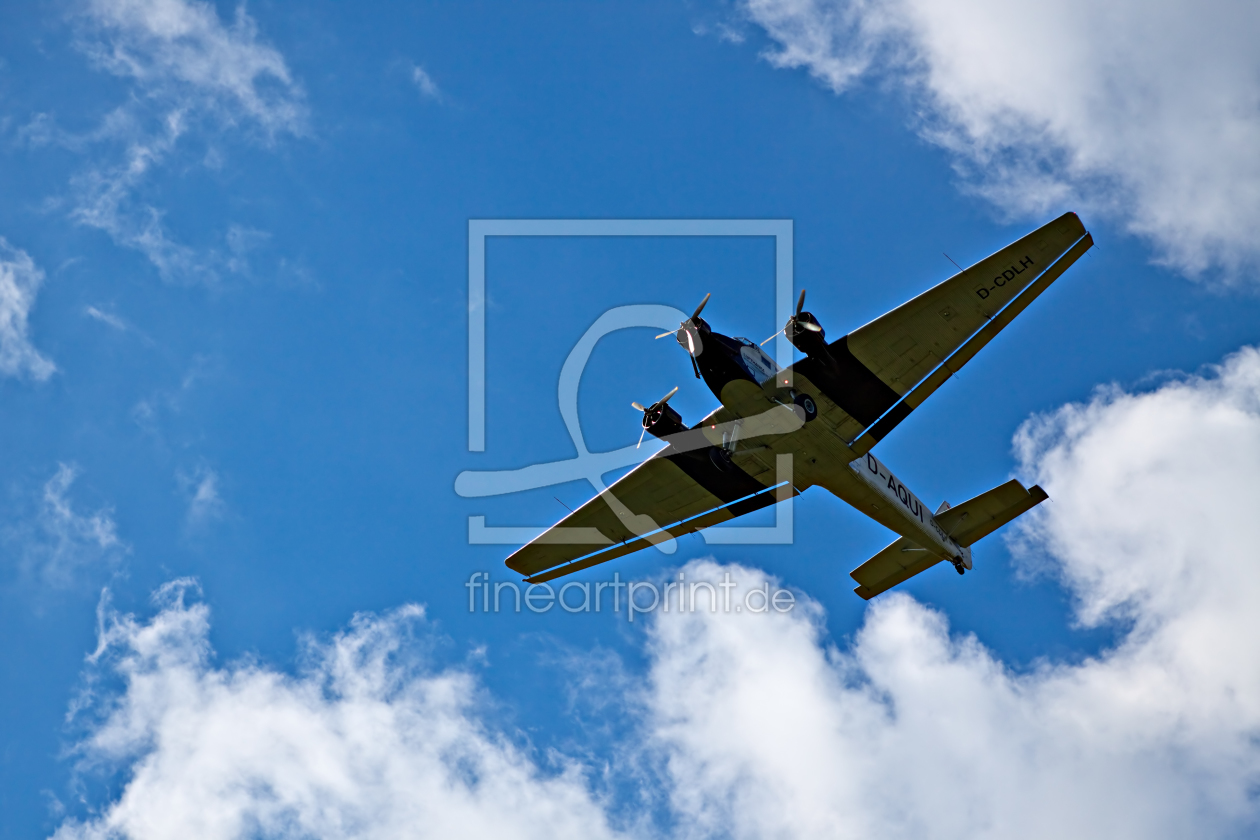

{"left": 793, "top": 392, "right": 818, "bottom": 422}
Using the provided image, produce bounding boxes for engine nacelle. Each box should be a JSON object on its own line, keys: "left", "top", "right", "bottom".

{"left": 642, "top": 402, "right": 686, "bottom": 440}
{"left": 786, "top": 311, "right": 828, "bottom": 357}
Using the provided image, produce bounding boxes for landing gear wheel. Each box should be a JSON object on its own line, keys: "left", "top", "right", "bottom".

{"left": 952, "top": 560, "right": 966, "bottom": 575}
{"left": 709, "top": 447, "right": 734, "bottom": 472}
{"left": 793, "top": 392, "right": 818, "bottom": 422}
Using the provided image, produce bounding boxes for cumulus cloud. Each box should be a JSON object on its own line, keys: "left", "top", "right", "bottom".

{"left": 0, "top": 238, "right": 56, "bottom": 380}
{"left": 56, "top": 583, "right": 624, "bottom": 840}
{"left": 645, "top": 347, "right": 1260, "bottom": 839}
{"left": 55, "top": 0, "right": 306, "bottom": 282}
{"left": 1011, "top": 346, "right": 1260, "bottom": 629}
{"left": 739, "top": 0, "right": 1260, "bottom": 278}
{"left": 54, "top": 347, "right": 1260, "bottom": 837}
{"left": 6, "top": 464, "right": 126, "bottom": 587}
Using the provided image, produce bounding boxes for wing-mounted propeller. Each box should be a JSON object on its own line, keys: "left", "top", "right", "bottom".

{"left": 632, "top": 385, "right": 686, "bottom": 448}
{"left": 762, "top": 290, "right": 826, "bottom": 354}
{"left": 656, "top": 293, "right": 712, "bottom": 379}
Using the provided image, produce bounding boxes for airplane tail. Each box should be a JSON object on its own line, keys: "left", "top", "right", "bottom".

{"left": 850, "top": 480, "right": 1048, "bottom": 600}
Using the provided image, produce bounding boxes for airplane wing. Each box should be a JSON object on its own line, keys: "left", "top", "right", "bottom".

{"left": 505, "top": 420, "right": 797, "bottom": 582}
{"left": 792, "top": 212, "right": 1091, "bottom": 450}
{"left": 848, "top": 212, "right": 1087, "bottom": 396}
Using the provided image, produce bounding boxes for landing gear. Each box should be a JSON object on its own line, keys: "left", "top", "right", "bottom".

{"left": 952, "top": 558, "right": 966, "bottom": 575}
{"left": 793, "top": 392, "right": 818, "bottom": 422}
{"left": 709, "top": 447, "right": 734, "bottom": 472}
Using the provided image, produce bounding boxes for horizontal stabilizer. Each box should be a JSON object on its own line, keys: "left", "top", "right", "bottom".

{"left": 849, "top": 479, "right": 1048, "bottom": 600}
{"left": 935, "top": 480, "right": 1048, "bottom": 547}
{"left": 851, "top": 537, "right": 946, "bottom": 600}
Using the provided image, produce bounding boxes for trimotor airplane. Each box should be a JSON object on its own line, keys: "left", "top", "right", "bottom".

{"left": 506, "top": 212, "right": 1092, "bottom": 599}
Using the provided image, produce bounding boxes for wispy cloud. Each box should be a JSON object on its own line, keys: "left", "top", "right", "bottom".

{"left": 410, "top": 63, "right": 442, "bottom": 101}
{"left": 178, "top": 462, "right": 224, "bottom": 527}
{"left": 223, "top": 224, "right": 271, "bottom": 275}
{"left": 0, "top": 238, "right": 56, "bottom": 380}
{"left": 67, "top": 108, "right": 213, "bottom": 284}
{"left": 43, "top": 0, "right": 307, "bottom": 283}
{"left": 54, "top": 345, "right": 1260, "bottom": 837}
{"left": 77, "top": 0, "right": 306, "bottom": 140}
{"left": 84, "top": 305, "right": 127, "bottom": 331}
{"left": 6, "top": 464, "right": 126, "bottom": 588}
{"left": 131, "top": 353, "right": 218, "bottom": 439}
{"left": 738, "top": 0, "right": 1260, "bottom": 280}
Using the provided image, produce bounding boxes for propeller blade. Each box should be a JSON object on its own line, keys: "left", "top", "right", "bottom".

{"left": 637, "top": 425, "right": 647, "bottom": 449}
{"left": 801, "top": 320, "right": 823, "bottom": 332}
{"left": 659, "top": 385, "right": 679, "bottom": 405}
{"left": 691, "top": 292, "right": 711, "bottom": 320}
{"left": 655, "top": 330, "right": 678, "bottom": 339}
{"left": 631, "top": 401, "right": 646, "bottom": 412}
{"left": 759, "top": 328, "right": 784, "bottom": 346}
{"left": 796, "top": 289, "right": 806, "bottom": 316}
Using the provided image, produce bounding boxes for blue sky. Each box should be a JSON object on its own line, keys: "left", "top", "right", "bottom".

{"left": 3, "top": 1, "right": 1260, "bottom": 838}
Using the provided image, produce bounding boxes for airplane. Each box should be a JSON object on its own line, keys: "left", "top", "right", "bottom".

{"left": 505, "top": 212, "right": 1093, "bottom": 599}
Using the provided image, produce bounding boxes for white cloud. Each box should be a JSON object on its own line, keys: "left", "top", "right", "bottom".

{"left": 224, "top": 224, "right": 271, "bottom": 275}
{"left": 1011, "top": 347, "right": 1260, "bottom": 629}
{"left": 7, "top": 464, "right": 126, "bottom": 587}
{"left": 410, "top": 64, "right": 442, "bottom": 101}
{"left": 56, "top": 0, "right": 305, "bottom": 282}
{"left": 0, "top": 238, "right": 56, "bottom": 380}
{"left": 130, "top": 354, "right": 217, "bottom": 441}
{"left": 643, "top": 346, "right": 1260, "bottom": 839}
{"left": 68, "top": 109, "right": 213, "bottom": 284}
{"left": 56, "top": 583, "right": 625, "bottom": 840}
{"left": 53, "top": 347, "right": 1260, "bottom": 837}
{"left": 178, "top": 462, "right": 224, "bottom": 526}
{"left": 85, "top": 305, "right": 127, "bottom": 331}
{"left": 739, "top": 0, "right": 1260, "bottom": 278}
{"left": 78, "top": 0, "right": 305, "bottom": 138}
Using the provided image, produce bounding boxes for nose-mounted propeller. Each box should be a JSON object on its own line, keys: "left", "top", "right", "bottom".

{"left": 632, "top": 385, "right": 680, "bottom": 448}
{"left": 760, "top": 289, "right": 824, "bottom": 346}
{"left": 655, "top": 292, "right": 711, "bottom": 339}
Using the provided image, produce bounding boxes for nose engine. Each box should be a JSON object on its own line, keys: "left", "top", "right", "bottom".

{"left": 657, "top": 293, "right": 713, "bottom": 377}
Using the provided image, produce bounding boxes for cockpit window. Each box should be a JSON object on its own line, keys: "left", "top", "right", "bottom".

{"left": 735, "top": 337, "right": 754, "bottom": 346}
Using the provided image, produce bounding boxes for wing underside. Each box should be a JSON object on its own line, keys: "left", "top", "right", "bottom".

{"left": 504, "top": 426, "right": 787, "bottom": 580}
{"left": 789, "top": 212, "right": 1091, "bottom": 449}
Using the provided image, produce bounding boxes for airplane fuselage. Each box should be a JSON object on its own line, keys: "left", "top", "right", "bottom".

{"left": 672, "top": 309, "right": 972, "bottom": 573}
{"left": 679, "top": 316, "right": 782, "bottom": 398}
